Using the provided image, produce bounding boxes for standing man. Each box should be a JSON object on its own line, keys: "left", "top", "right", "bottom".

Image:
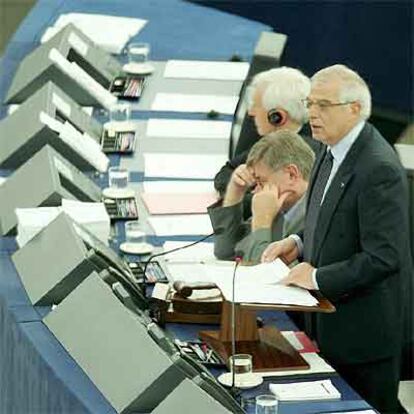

{"left": 262, "top": 64, "right": 411, "bottom": 413}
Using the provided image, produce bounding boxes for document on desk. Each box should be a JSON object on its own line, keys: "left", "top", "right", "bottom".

{"left": 151, "top": 93, "right": 239, "bottom": 115}
{"left": 144, "top": 153, "right": 227, "bottom": 179}
{"left": 147, "top": 214, "right": 213, "bottom": 236}
{"left": 41, "top": 13, "right": 147, "bottom": 54}
{"left": 146, "top": 118, "right": 232, "bottom": 140}
{"left": 141, "top": 192, "right": 217, "bottom": 215}
{"left": 164, "top": 260, "right": 319, "bottom": 307}
{"left": 269, "top": 379, "right": 341, "bottom": 401}
{"left": 143, "top": 180, "right": 215, "bottom": 194}
{"left": 163, "top": 60, "right": 249, "bottom": 81}
{"left": 162, "top": 241, "right": 216, "bottom": 263}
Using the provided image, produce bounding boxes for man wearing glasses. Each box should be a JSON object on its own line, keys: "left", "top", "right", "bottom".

{"left": 262, "top": 64, "right": 411, "bottom": 413}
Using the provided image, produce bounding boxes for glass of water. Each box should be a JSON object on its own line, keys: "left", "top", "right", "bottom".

{"left": 229, "top": 354, "right": 253, "bottom": 375}
{"left": 127, "top": 42, "right": 150, "bottom": 63}
{"left": 108, "top": 167, "right": 129, "bottom": 189}
{"left": 255, "top": 394, "right": 278, "bottom": 414}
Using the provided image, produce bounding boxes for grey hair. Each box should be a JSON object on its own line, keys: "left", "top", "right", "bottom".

{"left": 311, "top": 64, "right": 372, "bottom": 120}
{"left": 248, "top": 67, "right": 311, "bottom": 125}
{"left": 246, "top": 129, "right": 315, "bottom": 180}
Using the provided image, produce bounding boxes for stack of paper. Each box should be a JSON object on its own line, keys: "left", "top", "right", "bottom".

{"left": 141, "top": 192, "right": 217, "bottom": 215}
{"left": 269, "top": 379, "right": 341, "bottom": 401}
{"left": 164, "top": 60, "right": 249, "bottom": 81}
{"left": 48, "top": 48, "right": 117, "bottom": 109}
{"left": 144, "top": 153, "right": 227, "bottom": 179}
{"left": 41, "top": 13, "right": 147, "bottom": 54}
{"left": 39, "top": 111, "right": 109, "bottom": 172}
{"left": 162, "top": 241, "right": 216, "bottom": 263}
{"left": 15, "top": 201, "right": 110, "bottom": 247}
{"left": 164, "top": 260, "right": 319, "bottom": 307}
{"left": 146, "top": 118, "right": 232, "bottom": 140}
{"left": 151, "top": 93, "right": 239, "bottom": 115}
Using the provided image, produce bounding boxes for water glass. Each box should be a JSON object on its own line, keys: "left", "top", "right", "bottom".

{"left": 125, "top": 221, "right": 147, "bottom": 245}
{"left": 108, "top": 167, "right": 129, "bottom": 189}
{"left": 255, "top": 394, "right": 278, "bottom": 414}
{"left": 229, "top": 354, "right": 253, "bottom": 375}
{"left": 127, "top": 42, "right": 150, "bottom": 63}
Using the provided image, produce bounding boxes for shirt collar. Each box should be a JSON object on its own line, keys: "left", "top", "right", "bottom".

{"left": 329, "top": 121, "right": 365, "bottom": 164}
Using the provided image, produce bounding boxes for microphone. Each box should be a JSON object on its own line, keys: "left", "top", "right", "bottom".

{"left": 231, "top": 254, "right": 243, "bottom": 393}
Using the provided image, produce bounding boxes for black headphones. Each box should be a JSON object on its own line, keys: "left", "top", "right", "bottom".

{"left": 267, "top": 109, "right": 285, "bottom": 126}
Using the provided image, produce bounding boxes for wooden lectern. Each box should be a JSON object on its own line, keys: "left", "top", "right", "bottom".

{"left": 199, "top": 292, "right": 335, "bottom": 372}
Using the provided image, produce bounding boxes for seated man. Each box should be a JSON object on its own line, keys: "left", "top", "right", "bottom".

{"left": 209, "top": 129, "right": 314, "bottom": 262}
{"left": 214, "top": 66, "right": 319, "bottom": 206}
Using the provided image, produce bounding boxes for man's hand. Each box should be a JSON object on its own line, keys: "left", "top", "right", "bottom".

{"left": 251, "top": 184, "right": 290, "bottom": 230}
{"left": 280, "top": 262, "right": 315, "bottom": 290}
{"left": 261, "top": 236, "right": 299, "bottom": 265}
{"left": 223, "top": 164, "right": 255, "bottom": 206}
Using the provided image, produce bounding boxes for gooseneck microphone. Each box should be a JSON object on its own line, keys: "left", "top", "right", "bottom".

{"left": 231, "top": 255, "right": 243, "bottom": 393}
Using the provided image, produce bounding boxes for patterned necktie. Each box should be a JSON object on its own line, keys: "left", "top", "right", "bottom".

{"left": 303, "top": 150, "right": 334, "bottom": 262}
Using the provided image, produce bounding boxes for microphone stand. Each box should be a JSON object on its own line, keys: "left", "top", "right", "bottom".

{"left": 231, "top": 256, "right": 242, "bottom": 398}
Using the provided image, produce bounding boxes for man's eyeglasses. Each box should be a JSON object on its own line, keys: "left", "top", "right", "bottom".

{"left": 302, "top": 99, "right": 356, "bottom": 110}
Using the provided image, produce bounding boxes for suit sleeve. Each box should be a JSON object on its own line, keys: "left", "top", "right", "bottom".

{"left": 208, "top": 201, "right": 250, "bottom": 260}
{"left": 317, "top": 163, "right": 409, "bottom": 301}
{"left": 213, "top": 151, "right": 249, "bottom": 196}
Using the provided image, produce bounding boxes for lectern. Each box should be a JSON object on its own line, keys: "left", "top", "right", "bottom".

{"left": 200, "top": 294, "right": 335, "bottom": 372}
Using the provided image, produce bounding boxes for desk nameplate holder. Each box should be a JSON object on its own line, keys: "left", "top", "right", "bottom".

{"left": 101, "top": 129, "right": 136, "bottom": 154}
{"left": 103, "top": 197, "right": 138, "bottom": 221}
{"left": 109, "top": 75, "right": 145, "bottom": 100}
{"left": 199, "top": 293, "right": 335, "bottom": 373}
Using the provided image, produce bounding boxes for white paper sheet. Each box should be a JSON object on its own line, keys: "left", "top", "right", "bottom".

{"left": 270, "top": 379, "right": 341, "bottom": 401}
{"left": 147, "top": 214, "right": 213, "bottom": 236}
{"left": 164, "top": 260, "right": 318, "bottom": 307}
{"left": 151, "top": 93, "right": 239, "bottom": 115}
{"left": 162, "top": 241, "right": 216, "bottom": 263}
{"left": 144, "top": 153, "right": 227, "bottom": 179}
{"left": 143, "top": 180, "right": 215, "bottom": 194}
{"left": 146, "top": 118, "right": 232, "bottom": 140}
{"left": 164, "top": 60, "right": 249, "bottom": 81}
{"left": 41, "top": 13, "right": 147, "bottom": 54}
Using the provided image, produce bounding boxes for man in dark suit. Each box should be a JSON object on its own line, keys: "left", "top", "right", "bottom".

{"left": 262, "top": 64, "right": 411, "bottom": 413}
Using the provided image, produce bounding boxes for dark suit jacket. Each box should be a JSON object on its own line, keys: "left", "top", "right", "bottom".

{"left": 303, "top": 122, "right": 412, "bottom": 365}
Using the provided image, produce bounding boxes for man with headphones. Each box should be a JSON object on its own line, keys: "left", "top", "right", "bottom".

{"left": 214, "top": 67, "right": 319, "bottom": 220}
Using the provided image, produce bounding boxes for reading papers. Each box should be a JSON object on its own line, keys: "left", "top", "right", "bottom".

{"left": 165, "top": 260, "right": 319, "bottom": 307}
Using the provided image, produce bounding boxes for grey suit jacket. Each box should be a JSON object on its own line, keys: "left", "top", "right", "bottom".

{"left": 208, "top": 195, "right": 306, "bottom": 263}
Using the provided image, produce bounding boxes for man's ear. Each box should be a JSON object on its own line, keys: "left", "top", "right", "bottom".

{"left": 350, "top": 101, "right": 361, "bottom": 116}
{"left": 285, "top": 164, "right": 300, "bottom": 181}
